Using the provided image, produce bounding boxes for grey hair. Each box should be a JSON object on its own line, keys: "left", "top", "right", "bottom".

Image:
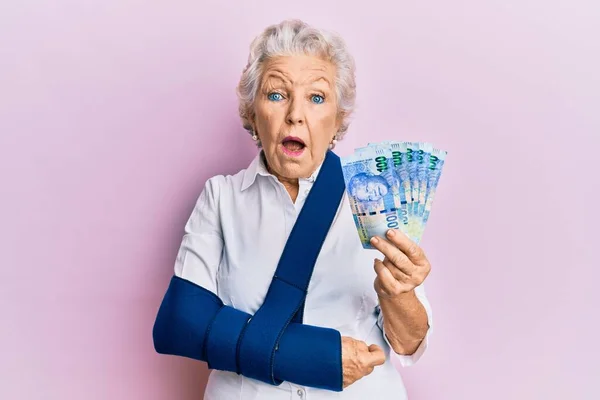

{"left": 236, "top": 19, "right": 357, "bottom": 142}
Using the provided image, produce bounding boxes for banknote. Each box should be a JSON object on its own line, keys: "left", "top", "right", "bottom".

{"left": 389, "top": 141, "right": 412, "bottom": 222}
{"left": 403, "top": 142, "right": 419, "bottom": 217}
{"left": 370, "top": 141, "right": 419, "bottom": 239}
{"left": 421, "top": 147, "right": 447, "bottom": 228}
{"left": 341, "top": 147, "right": 404, "bottom": 249}
{"left": 416, "top": 142, "right": 433, "bottom": 218}
{"left": 385, "top": 142, "right": 409, "bottom": 229}
{"left": 369, "top": 143, "right": 407, "bottom": 226}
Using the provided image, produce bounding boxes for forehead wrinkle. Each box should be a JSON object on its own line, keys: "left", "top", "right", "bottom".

{"left": 300, "top": 62, "right": 334, "bottom": 87}
{"left": 263, "top": 61, "right": 333, "bottom": 86}
{"left": 262, "top": 67, "right": 292, "bottom": 85}
{"left": 283, "top": 73, "right": 333, "bottom": 90}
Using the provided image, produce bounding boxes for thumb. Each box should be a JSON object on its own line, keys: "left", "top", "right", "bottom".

{"left": 367, "top": 344, "right": 386, "bottom": 366}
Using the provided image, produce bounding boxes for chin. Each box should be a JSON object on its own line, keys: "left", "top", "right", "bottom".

{"left": 266, "top": 144, "right": 325, "bottom": 179}
{"left": 279, "top": 162, "right": 309, "bottom": 179}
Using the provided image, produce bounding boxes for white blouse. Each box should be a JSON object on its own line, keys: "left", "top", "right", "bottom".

{"left": 173, "top": 151, "right": 433, "bottom": 400}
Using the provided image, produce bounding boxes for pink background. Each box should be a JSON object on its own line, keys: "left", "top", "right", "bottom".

{"left": 1, "top": 1, "right": 598, "bottom": 399}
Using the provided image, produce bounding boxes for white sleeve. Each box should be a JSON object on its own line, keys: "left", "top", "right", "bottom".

{"left": 173, "top": 176, "right": 224, "bottom": 294}
{"left": 376, "top": 283, "right": 433, "bottom": 367}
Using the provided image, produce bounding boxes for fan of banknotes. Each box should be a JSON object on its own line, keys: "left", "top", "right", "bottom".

{"left": 341, "top": 141, "right": 447, "bottom": 249}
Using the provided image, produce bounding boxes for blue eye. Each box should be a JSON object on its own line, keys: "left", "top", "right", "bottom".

{"left": 268, "top": 92, "right": 284, "bottom": 101}
{"left": 311, "top": 95, "right": 325, "bottom": 104}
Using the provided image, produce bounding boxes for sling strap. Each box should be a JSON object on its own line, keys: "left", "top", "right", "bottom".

{"left": 236, "top": 150, "right": 345, "bottom": 385}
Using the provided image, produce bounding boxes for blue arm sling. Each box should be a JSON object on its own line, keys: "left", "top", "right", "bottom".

{"left": 153, "top": 150, "right": 345, "bottom": 391}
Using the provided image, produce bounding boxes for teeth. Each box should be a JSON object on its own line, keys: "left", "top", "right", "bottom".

{"left": 283, "top": 141, "right": 304, "bottom": 151}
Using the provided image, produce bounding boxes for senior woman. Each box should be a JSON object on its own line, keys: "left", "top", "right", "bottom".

{"left": 153, "top": 19, "right": 433, "bottom": 399}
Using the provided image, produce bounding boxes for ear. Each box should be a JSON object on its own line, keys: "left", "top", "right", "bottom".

{"left": 250, "top": 107, "right": 258, "bottom": 131}
{"left": 334, "top": 110, "right": 344, "bottom": 134}
{"left": 246, "top": 110, "right": 257, "bottom": 134}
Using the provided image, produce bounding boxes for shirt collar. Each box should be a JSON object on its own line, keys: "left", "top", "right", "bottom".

{"left": 241, "top": 150, "right": 324, "bottom": 191}
{"left": 241, "top": 151, "right": 271, "bottom": 191}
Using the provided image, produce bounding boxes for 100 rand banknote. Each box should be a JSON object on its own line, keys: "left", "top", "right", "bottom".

{"left": 341, "top": 145, "right": 407, "bottom": 249}
{"left": 422, "top": 146, "right": 447, "bottom": 227}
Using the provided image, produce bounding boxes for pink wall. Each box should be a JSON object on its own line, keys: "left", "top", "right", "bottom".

{"left": 1, "top": 1, "right": 598, "bottom": 399}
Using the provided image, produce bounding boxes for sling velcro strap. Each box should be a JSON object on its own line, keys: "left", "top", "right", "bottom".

{"left": 237, "top": 277, "right": 305, "bottom": 382}
{"left": 237, "top": 150, "right": 345, "bottom": 385}
{"left": 205, "top": 305, "right": 252, "bottom": 371}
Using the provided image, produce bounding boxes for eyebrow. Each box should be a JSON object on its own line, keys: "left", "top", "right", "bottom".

{"left": 310, "top": 76, "right": 331, "bottom": 86}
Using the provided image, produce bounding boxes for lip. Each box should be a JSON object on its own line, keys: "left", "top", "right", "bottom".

{"left": 282, "top": 136, "right": 305, "bottom": 146}
{"left": 281, "top": 136, "right": 306, "bottom": 157}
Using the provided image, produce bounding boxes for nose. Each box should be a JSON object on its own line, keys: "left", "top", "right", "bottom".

{"left": 286, "top": 98, "right": 304, "bottom": 126}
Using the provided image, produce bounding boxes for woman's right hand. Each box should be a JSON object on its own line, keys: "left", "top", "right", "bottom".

{"left": 341, "top": 336, "right": 386, "bottom": 388}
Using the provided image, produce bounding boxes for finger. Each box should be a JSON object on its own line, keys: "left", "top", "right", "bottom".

{"left": 368, "top": 344, "right": 382, "bottom": 353}
{"left": 367, "top": 344, "right": 386, "bottom": 366}
{"left": 382, "top": 257, "right": 414, "bottom": 279}
{"left": 370, "top": 236, "right": 413, "bottom": 272}
{"left": 375, "top": 258, "right": 404, "bottom": 281}
{"left": 374, "top": 259, "right": 403, "bottom": 296}
{"left": 385, "top": 229, "right": 429, "bottom": 265}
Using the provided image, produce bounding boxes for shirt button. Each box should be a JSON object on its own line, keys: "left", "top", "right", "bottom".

{"left": 297, "top": 389, "right": 304, "bottom": 398}
{"left": 304, "top": 189, "right": 309, "bottom": 195}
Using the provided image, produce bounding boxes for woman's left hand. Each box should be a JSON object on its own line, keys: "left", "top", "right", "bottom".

{"left": 370, "top": 229, "right": 431, "bottom": 299}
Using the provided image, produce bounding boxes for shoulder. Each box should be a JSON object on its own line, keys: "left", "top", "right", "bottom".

{"left": 200, "top": 167, "right": 249, "bottom": 204}
{"left": 194, "top": 152, "right": 261, "bottom": 212}
{"left": 186, "top": 168, "right": 248, "bottom": 227}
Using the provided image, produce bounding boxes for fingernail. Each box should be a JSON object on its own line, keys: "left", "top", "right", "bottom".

{"left": 387, "top": 229, "right": 395, "bottom": 237}
{"left": 370, "top": 237, "right": 379, "bottom": 244}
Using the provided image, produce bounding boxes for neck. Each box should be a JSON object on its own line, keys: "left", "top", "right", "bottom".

{"left": 266, "top": 164, "right": 300, "bottom": 203}
{"left": 261, "top": 151, "right": 326, "bottom": 203}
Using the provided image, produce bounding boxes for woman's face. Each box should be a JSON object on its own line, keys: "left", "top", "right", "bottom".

{"left": 252, "top": 55, "right": 340, "bottom": 180}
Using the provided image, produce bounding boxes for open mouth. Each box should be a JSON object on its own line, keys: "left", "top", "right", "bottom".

{"left": 281, "top": 136, "right": 306, "bottom": 155}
